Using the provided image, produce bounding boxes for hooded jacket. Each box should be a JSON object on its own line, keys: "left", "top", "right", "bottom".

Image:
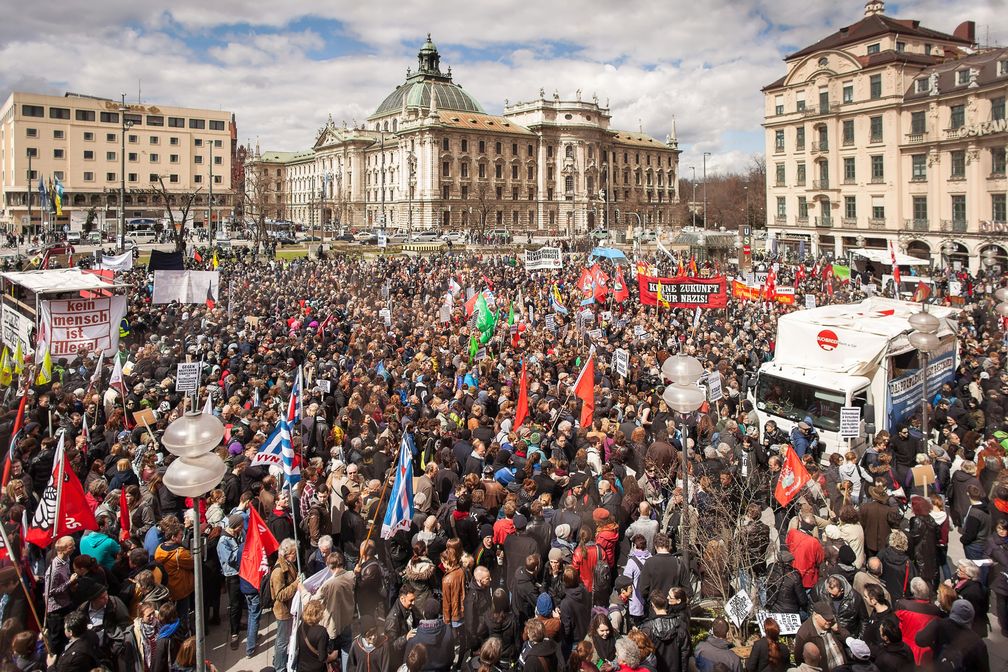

{"left": 404, "top": 618, "right": 455, "bottom": 672}
{"left": 786, "top": 528, "right": 824, "bottom": 589}
{"left": 642, "top": 603, "right": 691, "bottom": 672}
{"left": 815, "top": 574, "right": 865, "bottom": 637}
{"left": 559, "top": 584, "right": 592, "bottom": 655}
{"left": 521, "top": 638, "right": 564, "bottom": 672}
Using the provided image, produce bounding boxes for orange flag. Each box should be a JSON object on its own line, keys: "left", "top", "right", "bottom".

{"left": 573, "top": 351, "right": 595, "bottom": 427}
{"left": 514, "top": 360, "right": 529, "bottom": 430}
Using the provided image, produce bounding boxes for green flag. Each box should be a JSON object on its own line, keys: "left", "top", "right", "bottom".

{"left": 475, "top": 293, "right": 496, "bottom": 334}
{"left": 508, "top": 302, "right": 515, "bottom": 327}
{"left": 468, "top": 333, "right": 478, "bottom": 361}
{"left": 833, "top": 264, "right": 851, "bottom": 281}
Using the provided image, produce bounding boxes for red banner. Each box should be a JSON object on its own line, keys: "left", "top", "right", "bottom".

{"left": 638, "top": 275, "right": 727, "bottom": 309}
{"left": 733, "top": 280, "right": 796, "bottom": 305}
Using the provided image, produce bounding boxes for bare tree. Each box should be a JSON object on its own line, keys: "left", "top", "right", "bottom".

{"left": 242, "top": 163, "right": 274, "bottom": 250}
{"left": 150, "top": 176, "right": 200, "bottom": 252}
{"left": 474, "top": 184, "right": 493, "bottom": 236}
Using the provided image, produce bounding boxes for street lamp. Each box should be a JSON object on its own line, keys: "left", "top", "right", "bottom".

{"left": 690, "top": 166, "right": 697, "bottom": 227}
{"left": 660, "top": 354, "right": 705, "bottom": 575}
{"left": 909, "top": 308, "right": 940, "bottom": 441}
{"left": 162, "top": 410, "right": 226, "bottom": 672}
{"left": 118, "top": 94, "right": 135, "bottom": 252}
{"left": 702, "top": 153, "right": 711, "bottom": 230}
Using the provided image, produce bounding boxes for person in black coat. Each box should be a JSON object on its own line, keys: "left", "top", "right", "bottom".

{"left": 503, "top": 516, "right": 540, "bottom": 591}
{"left": 642, "top": 589, "right": 693, "bottom": 672}
{"left": 512, "top": 556, "right": 541, "bottom": 623}
{"left": 764, "top": 551, "right": 809, "bottom": 615}
{"left": 46, "top": 612, "right": 99, "bottom": 672}
{"left": 907, "top": 496, "right": 940, "bottom": 589}
{"left": 403, "top": 598, "right": 455, "bottom": 672}
{"left": 479, "top": 589, "right": 520, "bottom": 667}
{"left": 872, "top": 620, "right": 914, "bottom": 672}
{"left": 914, "top": 599, "right": 990, "bottom": 672}
{"left": 950, "top": 559, "right": 990, "bottom": 638}
{"left": 462, "top": 567, "right": 493, "bottom": 657}
{"left": 636, "top": 533, "right": 691, "bottom": 614}
{"left": 384, "top": 585, "right": 421, "bottom": 671}
{"left": 558, "top": 567, "right": 591, "bottom": 659}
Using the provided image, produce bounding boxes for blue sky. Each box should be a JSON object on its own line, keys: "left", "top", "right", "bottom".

{"left": 0, "top": 0, "right": 1000, "bottom": 174}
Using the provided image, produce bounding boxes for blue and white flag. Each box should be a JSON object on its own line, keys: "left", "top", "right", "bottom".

{"left": 251, "top": 421, "right": 284, "bottom": 468}
{"left": 281, "top": 376, "right": 301, "bottom": 487}
{"left": 381, "top": 432, "right": 415, "bottom": 539}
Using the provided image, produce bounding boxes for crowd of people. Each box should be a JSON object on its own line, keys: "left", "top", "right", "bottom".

{"left": 0, "top": 248, "right": 1004, "bottom": 672}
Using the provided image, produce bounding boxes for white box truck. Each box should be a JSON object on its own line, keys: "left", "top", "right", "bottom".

{"left": 749, "top": 297, "right": 958, "bottom": 455}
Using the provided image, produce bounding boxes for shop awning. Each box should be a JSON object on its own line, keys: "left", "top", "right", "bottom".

{"left": 849, "top": 248, "right": 930, "bottom": 267}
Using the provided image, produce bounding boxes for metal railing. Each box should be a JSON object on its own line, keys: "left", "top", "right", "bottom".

{"left": 904, "top": 218, "right": 930, "bottom": 232}
{"left": 868, "top": 218, "right": 887, "bottom": 230}
{"left": 842, "top": 217, "right": 858, "bottom": 227}
{"left": 812, "top": 179, "right": 830, "bottom": 189}
{"left": 940, "top": 219, "right": 968, "bottom": 233}
{"left": 796, "top": 216, "right": 810, "bottom": 226}
{"left": 816, "top": 217, "right": 833, "bottom": 228}
{"left": 811, "top": 142, "right": 829, "bottom": 153}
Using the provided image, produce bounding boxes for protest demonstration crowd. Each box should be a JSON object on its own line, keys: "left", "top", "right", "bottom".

{"left": 0, "top": 243, "right": 1005, "bottom": 672}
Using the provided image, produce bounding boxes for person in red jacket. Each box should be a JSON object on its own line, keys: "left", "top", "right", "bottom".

{"left": 572, "top": 527, "right": 602, "bottom": 594}
{"left": 787, "top": 515, "right": 825, "bottom": 590}
{"left": 593, "top": 508, "right": 619, "bottom": 568}
{"left": 894, "top": 577, "right": 942, "bottom": 665}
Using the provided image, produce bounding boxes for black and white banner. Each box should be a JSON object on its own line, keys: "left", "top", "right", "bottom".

{"left": 524, "top": 247, "right": 563, "bottom": 270}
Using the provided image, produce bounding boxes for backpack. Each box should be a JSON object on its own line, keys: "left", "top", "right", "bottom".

{"left": 590, "top": 544, "right": 612, "bottom": 601}
{"left": 259, "top": 569, "right": 275, "bottom": 611}
{"left": 934, "top": 643, "right": 966, "bottom": 672}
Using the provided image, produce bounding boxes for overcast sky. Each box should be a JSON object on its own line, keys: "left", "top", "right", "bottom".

{"left": 1, "top": 0, "right": 1001, "bottom": 175}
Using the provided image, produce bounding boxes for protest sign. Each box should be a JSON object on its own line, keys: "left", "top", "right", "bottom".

{"left": 755, "top": 611, "right": 801, "bottom": 635}
{"left": 707, "top": 372, "right": 723, "bottom": 402}
{"left": 175, "top": 362, "right": 201, "bottom": 393}
{"left": 40, "top": 295, "right": 128, "bottom": 358}
{"left": 613, "top": 348, "right": 629, "bottom": 377}
{"left": 638, "top": 275, "right": 727, "bottom": 309}
{"left": 524, "top": 247, "right": 563, "bottom": 270}
{"left": 725, "top": 590, "right": 754, "bottom": 628}
{"left": 152, "top": 271, "right": 220, "bottom": 305}
{"left": 839, "top": 406, "right": 861, "bottom": 438}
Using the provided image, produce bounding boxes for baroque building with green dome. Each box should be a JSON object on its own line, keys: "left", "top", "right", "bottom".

{"left": 247, "top": 35, "right": 681, "bottom": 237}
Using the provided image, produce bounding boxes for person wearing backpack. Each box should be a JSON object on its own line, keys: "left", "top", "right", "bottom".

{"left": 914, "top": 599, "right": 990, "bottom": 672}
{"left": 152, "top": 516, "right": 194, "bottom": 625}
{"left": 636, "top": 533, "right": 691, "bottom": 618}
{"left": 571, "top": 528, "right": 603, "bottom": 598}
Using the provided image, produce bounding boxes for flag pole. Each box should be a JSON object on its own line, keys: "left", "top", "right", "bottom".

{"left": 363, "top": 451, "right": 396, "bottom": 546}
{"left": 0, "top": 522, "right": 51, "bottom": 656}
{"left": 41, "top": 439, "right": 65, "bottom": 644}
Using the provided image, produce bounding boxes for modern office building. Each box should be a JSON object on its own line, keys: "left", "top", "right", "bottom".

{"left": 762, "top": 0, "right": 1007, "bottom": 271}
{"left": 246, "top": 35, "right": 681, "bottom": 237}
{"left": 0, "top": 91, "right": 237, "bottom": 237}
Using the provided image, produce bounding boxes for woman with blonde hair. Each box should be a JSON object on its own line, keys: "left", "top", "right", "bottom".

{"left": 297, "top": 600, "right": 337, "bottom": 672}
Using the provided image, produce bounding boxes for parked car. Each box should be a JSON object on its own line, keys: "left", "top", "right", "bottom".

{"left": 441, "top": 231, "right": 466, "bottom": 244}
{"left": 591, "top": 228, "right": 611, "bottom": 240}
{"left": 66, "top": 231, "right": 82, "bottom": 244}
{"left": 87, "top": 231, "right": 103, "bottom": 245}
{"left": 214, "top": 232, "right": 232, "bottom": 248}
{"left": 637, "top": 229, "right": 657, "bottom": 243}
{"left": 410, "top": 230, "right": 441, "bottom": 242}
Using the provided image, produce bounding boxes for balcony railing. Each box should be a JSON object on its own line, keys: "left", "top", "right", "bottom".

{"left": 906, "top": 133, "right": 926, "bottom": 144}
{"left": 842, "top": 217, "right": 858, "bottom": 227}
{"left": 868, "top": 218, "right": 887, "bottom": 230}
{"left": 940, "top": 219, "right": 968, "bottom": 233}
{"left": 774, "top": 215, "right": 787, "bottom": 225}
{"left": 870, "top": 176, "right": 886, "bottom": 184}
{"left": 904, "top": 218, "right": 930, "bottom": 232}
{"left": 796, "top": 216, "right": 810, "bottom": 226}
{"left": 815, "top": 217, "right": 833, "bottom": 228}
{"left": 812, "top": 179, "right": 831, "bottom": 189}
{"left": 811, "top": 142, "right": 829, "bottom": 154}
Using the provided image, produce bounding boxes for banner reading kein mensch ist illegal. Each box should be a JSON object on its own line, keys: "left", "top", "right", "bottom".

{"left": 637, "top": 275, "right": 728, "bottom": 309}
{"left": 40, "top": 295, "right": 128, "bottom": 358}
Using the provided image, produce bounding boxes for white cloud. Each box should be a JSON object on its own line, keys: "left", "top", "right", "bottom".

{"left": 0, "top": 0, "right": 995, "bottom": 174}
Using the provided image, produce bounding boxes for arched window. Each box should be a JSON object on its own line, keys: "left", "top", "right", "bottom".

{"left": 392, "top": 119, "right": 398, "bottom": 132}
{"left": 565, "top": 145, "right": 574, "bottom": 159}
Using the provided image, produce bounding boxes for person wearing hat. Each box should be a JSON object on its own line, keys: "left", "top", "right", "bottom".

{"left": 794, "top": 601, "right": 849, "bottom": 672}
{"left": 69, "top": 578, "right": 132, "bottom": 662}
{"left": 914, "top": 599, "right": 989, "bottom": 672}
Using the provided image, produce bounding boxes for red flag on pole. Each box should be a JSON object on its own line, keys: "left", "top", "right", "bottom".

{"left": 514, "top": 360, "right": 529, "bottom": 430}
{"left": 774, "top": 445, "right": 812, "bottom": 507}
{"left": 911, "top": 281, "right": 931, "bottom": 303}
{"left": 1, "top": 394, "right": 28, "bottom": 488}
{"left": 889, "top": 240, "right": 901, "bottom": 289}
{"left": 25, "top": 436, "right": 98, "bottom": 548}
{"left": 613, "top": 267, "right": 629, "bottom": 303}
{"left": 119, "top": 486, "right": 131, "bottom": 540}
{"left": 577, "top": 268, "right": 594, "bottom": 298}
{"left": 573, "top": 351, "right": 595, "bottom": 428}
{"left": 590, "top": 264, "right": 610, "bottom": 303}
{"left": 239, "top": 506, "right": 280, "bottom": 588}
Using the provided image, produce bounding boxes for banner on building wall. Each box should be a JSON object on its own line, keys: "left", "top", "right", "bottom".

{"left": 637, "top": 275, "right": 727, "bottom": 309}
{"left": 40, "top": 295, "right": 127, "bottom": 358}
{"left": 524, "top": 247, "right": 563, "bottom": 270}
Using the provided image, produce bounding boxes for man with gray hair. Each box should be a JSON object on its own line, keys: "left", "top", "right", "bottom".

{"left": 614, "top": 636, "right": 643, "bottom": 670}
{"left": 307, "top": 534, "right": 333, "bottom": 575}
{"left": 270, "top": 538, "right": 301, "bottom": 669}
{"left": 894, "top": 576, "right": 942, "bottom": 662}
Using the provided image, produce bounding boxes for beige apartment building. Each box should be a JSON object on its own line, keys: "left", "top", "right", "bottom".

{"left": 762, "top": 0, "right": 1008, "bottom": 272}
{"left": 247, "top": 35, "right": 681, "bottom": 237}
{"left": 0, "top": 91, "right": 236, "bottom": 237}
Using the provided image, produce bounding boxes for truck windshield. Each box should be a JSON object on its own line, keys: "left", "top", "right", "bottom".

{"left": 755, "top": 373, "right": 846, "bottom": 432}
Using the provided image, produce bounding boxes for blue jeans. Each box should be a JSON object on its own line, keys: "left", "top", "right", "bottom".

{"left": 245, "top": 593, "right": 261, "bottom": 656}
{"left": 274, "top": 616, "right": 293, "bottom": 671}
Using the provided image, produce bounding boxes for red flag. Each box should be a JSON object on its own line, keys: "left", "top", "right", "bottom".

{"left": 205, "top": 282, "right": 216, "bottom": 310}
{"left": 25, "top": 437, "right": 98, "bottom": 548}
{"left": 774, "top": 445, "right": 812, "bottom": 507}
{"left": 676, "top": 257, "right": 685, "bottom": 277}
{"left": 514, "top": 360, "right": 529, "bottom": 430}
{"left": 577, "top": 268, "right": 594, "bottom": 297}
{"left": 239, "top": 506, "right": 279, "bottom": 588}
{"left": 119, "top": 486, "right": 130, "bottom": 540}
{"left": 481, "top": 274, "right": 495, "bottom": 291}
{"left": 911, "top": 281, "right": 931, "bottom": 303}
{"left": 613, "top": 267, "right": 629, "bottom": 303}
{"left": 573, "top": 351, "right": 595, "bottom": 428}
{"left": 889, "top": 240, "right": 901, "bottom": 289}
{"left": 688, "top": 256, "right": 698, "bottom": 276}
{"left": 795, "top": 265, "right": 805, "bottom": 284}
{"left": 1, "top": 394, "right": 28, "bottom": 488}
{"left": 590, "top": 264, "right": 609, "bottom": 303}
{"left": 193, "top": 249, "right": 203, "bottom": 263}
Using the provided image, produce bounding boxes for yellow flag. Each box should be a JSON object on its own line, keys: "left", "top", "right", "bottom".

{"left": 12, "top": 342, "right": 23, "bottom": 375}
{"left": 35, "top": 342, "right": 52, "bottom": 386}
{"left": 211, "top": 251, "right": 219, "bottom": 270}
{"left": 0, "top": 347, "right": 11, "bottom": 387}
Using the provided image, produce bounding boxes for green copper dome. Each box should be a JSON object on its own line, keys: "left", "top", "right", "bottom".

{"left": 370, "top": 35, "right": 486, "bottom": 119}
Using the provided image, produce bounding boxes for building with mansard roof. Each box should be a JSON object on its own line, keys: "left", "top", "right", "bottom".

{"left": 762, "top": 0, "right": 1008, "bottom": 272}
{"left": 246, "top": 35, "right": 681, "bottom": 237}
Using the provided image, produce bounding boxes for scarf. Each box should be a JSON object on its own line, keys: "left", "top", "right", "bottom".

{"left": 592, "top": 632, "right": 617, "bottom": 663}
{"left": 157, "top": 619, "right": 181, "bottom": 640}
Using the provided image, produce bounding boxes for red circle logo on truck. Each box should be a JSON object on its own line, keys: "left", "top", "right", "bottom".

{"left": 817, "top": 329, "right": 839, "bottom": 351}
